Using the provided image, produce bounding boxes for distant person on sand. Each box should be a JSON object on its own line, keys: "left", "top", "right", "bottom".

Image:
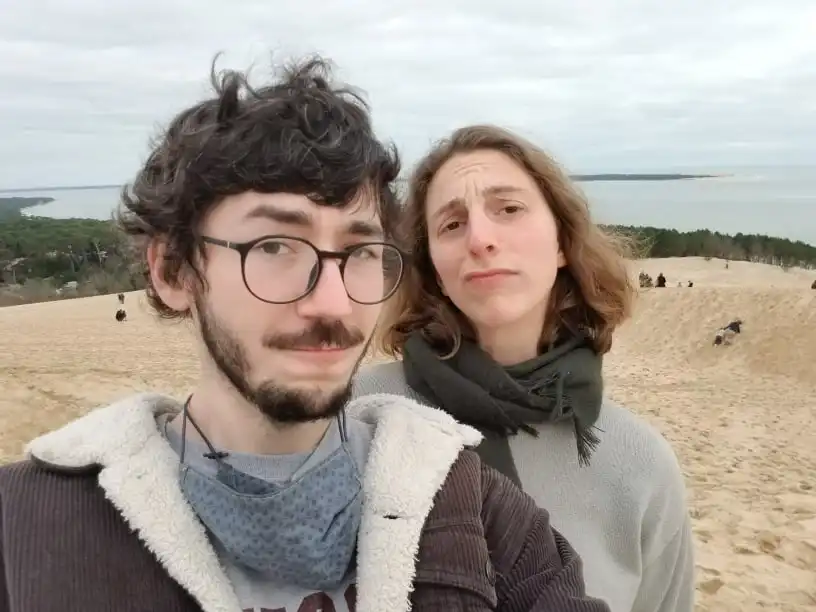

{"left": 114, "top": 308, "right": 127, "bottom": 322}
{"left": 117, "top": 292, "right": 125, "bottom": 304}
{"left": 638, "top": 271, "right": 653, "bottom": 288}
{"left": 353, "top": 125, "right": 695, "bottom": 612}
{"left": 0, "top": 56, "right": 607, "bottom": 612}
{"left": 688, "top": 281, "right": 693, "bottom": 288}
{"left": 811, "top": 279, "right": 816, "bottom": 290}
{"left": 656, "top": 272, "right": 667, "bottom": 288}
{"left": 713, "top": 319, "right": 743, "bottom": 346}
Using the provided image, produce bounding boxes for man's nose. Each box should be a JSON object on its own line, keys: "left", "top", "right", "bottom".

{"left": 296, "top": 259, "right": 353, "bottom": 318}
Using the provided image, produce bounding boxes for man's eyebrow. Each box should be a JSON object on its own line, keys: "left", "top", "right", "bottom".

{"left": 346, "top": 220, "right": 384, "bottom": 239}
{"left": 243, "top": 204, "right": 311, "bottom": 226}
{"left": 243, "top": 203, "right": 383, "bottom": 239}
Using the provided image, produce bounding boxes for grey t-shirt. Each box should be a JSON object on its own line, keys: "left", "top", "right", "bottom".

{"left": 160, "top": 413, "right": 373, "bottom": 612}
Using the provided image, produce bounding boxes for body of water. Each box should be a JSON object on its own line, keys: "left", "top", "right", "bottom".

{"left": 5, "top": 166, "right": 816, "bottom": 246}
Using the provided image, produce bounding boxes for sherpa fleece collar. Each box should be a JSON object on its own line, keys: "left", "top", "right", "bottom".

{"left": 25, "top": 392, "right": 481, "bottom": 612}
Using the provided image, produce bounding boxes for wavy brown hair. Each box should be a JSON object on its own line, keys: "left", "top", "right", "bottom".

{"left": 378, "top": 124, "right": 636, "bottom": 358}
{"left": 116, "top": 54, "right": 400, "bottom": 320}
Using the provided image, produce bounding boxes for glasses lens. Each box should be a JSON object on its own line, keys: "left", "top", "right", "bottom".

{"left": 243, "top": 237, "right": 318, "bottom": 303}
{"left": 343, "top": 243, "right": 404, "bottom": 304}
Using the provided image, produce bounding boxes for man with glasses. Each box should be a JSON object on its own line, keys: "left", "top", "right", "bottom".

{"left": 0, "top": 55, "right": 608, "bottom": 612}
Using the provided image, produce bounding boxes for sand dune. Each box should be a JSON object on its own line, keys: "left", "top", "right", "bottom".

{"left": 1, "top": 258, "right": 815, "bottom": 611}
{"left": 636, "top": 256, "right": 815, "bottom": 288}
{"left": 606, "top": 284, "right": 816, "bottom": 611}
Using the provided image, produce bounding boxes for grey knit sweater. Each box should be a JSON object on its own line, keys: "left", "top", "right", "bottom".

{"left": 352, "top": 360, "right": 696, "bottom": 612}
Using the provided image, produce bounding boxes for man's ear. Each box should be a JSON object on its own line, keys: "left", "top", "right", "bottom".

{"left": 146, "top": 239, "right": 193, "bottom": 312}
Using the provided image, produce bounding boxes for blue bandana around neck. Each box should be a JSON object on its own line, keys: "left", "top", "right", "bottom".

{"left": 176, "top": 397, "right": 363, "bottom": 590}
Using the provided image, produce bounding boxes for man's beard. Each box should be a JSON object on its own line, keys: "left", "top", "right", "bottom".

{"left": 195, "top": 296, "right": 367, "bottom": 424}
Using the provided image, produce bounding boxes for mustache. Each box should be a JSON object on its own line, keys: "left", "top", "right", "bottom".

{"left": 263, "top": 320, "right": 365, "bottom": 351}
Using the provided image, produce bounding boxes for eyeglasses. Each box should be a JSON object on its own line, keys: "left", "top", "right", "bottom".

{"left": 200, "top": 235, "right": 406, "bottom": 305}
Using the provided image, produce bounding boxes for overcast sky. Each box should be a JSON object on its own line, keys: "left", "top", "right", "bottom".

{"left": 0, "top": 0, "right": 814, "bottom": 189}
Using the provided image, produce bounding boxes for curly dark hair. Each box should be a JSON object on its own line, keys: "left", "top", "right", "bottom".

{"left": 117, "top": 53, "right": 401, "bottom": 319}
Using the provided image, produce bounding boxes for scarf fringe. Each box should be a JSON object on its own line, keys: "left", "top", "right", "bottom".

{"left": 575, "top": 423, "right": 602, "bottom": 467}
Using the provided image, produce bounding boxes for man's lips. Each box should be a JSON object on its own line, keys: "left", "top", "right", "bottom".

{"left": 283, "top": 346, "right": 355, "bottom": 365}
{"left": 287, "top": 345, "right": 354, "bottom": 354}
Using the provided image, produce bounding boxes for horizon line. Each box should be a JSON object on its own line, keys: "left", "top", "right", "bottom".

{"left": 0, "top": 172, "right": 725, "bottom": 194}
{"left": 3, "top": 162, "right": 815, "bottom": 193}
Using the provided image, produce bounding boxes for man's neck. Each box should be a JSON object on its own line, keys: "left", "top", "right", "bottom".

{"left": 169, "top": 381, "right": 331, "bottom": 456}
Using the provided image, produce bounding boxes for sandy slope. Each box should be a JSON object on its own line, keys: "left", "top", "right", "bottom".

{"left": 636, "top": 256, "right": 815, "bottom": 289}
{"left": 1, "top": 258, "right": 815, "bottom": 611}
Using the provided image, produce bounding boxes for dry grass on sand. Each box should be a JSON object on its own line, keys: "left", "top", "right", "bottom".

{"left": 1, "top": 257, "right": 815, "bottom": 611}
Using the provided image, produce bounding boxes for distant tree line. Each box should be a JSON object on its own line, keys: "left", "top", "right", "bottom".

{"left": 1, "top": 215, "right": 815, "bottom": 306}
{"left": 0, "top": 216, "right": 144, "bottom": 305}
{"left": 605, "top": 225, "right": 816, "bottom": 269}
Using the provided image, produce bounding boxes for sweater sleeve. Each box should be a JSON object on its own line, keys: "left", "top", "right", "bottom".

{"left": 631, "top": 431, "right": 696, "bottom": 612}
{"left": 480, "top": 463, "right": 610, "bottom": 612}
{"left": 631, "top": 515, "right": 695, "bottom": 612}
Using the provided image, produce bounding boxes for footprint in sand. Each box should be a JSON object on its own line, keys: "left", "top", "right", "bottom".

{"left": 699, "top": 577, "right": 726, "bottom": 595}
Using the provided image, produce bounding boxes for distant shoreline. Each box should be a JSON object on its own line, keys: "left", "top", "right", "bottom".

{"left": 0, "top": 173, "right": 721, "bottom": 217}
{"left": 0, "top": 185, "right": 122, "bottom": 194}
{"left": 0, "top": 173, "right": 724, "bottom": 195}
{"left": 572, "top": 173, "right": 720, "bottom": 182}
{"left": 0, "top": 195, "right": 56, "bottom": 217}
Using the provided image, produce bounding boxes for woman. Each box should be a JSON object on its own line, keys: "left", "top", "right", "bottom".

{"left": 353, "top": 125, "right": 695, "bottom": 612}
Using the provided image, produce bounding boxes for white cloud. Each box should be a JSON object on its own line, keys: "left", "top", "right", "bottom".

{"left": 0, "top": 0, "right": 814, "bottom": 187}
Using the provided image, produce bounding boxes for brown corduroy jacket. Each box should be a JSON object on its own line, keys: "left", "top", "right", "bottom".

{"left": 0, "top": 392, "right": 609, "bottom": 612}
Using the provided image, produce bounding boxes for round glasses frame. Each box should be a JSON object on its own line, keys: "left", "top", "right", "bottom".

{"left": 200, "top": 235, "right": 408, "bottom": 305}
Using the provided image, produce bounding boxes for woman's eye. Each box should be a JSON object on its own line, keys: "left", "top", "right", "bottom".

{"left": 441, "top": 220, "right": 462, "bottom": 234}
